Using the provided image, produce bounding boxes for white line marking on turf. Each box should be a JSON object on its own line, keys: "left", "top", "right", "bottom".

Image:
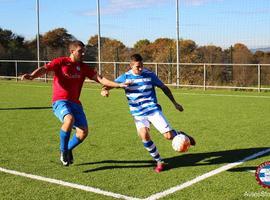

{"left": 180, "top": 92, "right": 270, "bottom": 99}
{"left": 4, "top": 83, "right": 270, "bottom": 99}
{"left": 144, "top": 148, "right": 270, "bottom": 200}
{"left": 0, "top": 149, "right": 269, "bottom": 200}
{"left": 0, "top": 167, "right": 140, "bottom": 200}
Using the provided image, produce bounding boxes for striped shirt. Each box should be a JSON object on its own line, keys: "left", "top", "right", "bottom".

{"left": 115, "top": 68, "right": 164, "bottom": 117}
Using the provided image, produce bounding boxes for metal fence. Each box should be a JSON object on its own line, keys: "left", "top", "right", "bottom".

{"left": 0, "top": 60, "right": 269, "bottom": 92}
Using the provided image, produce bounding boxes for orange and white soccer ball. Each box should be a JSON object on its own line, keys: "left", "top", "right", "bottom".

{"left": 172, "top": 134, "right": 191, "bottom": 152}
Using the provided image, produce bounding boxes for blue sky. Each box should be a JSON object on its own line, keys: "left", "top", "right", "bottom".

{"left": 0, "top": 0, "right": 270, "bottom": 49}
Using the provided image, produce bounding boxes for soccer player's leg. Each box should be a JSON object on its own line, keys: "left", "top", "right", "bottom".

{"left": 67, "top": 102, "right": 88, "bottom": 164}
{"left": 149, "top": 111, "right": 174, "bottom": 140}
{"left": 53, "top": 100, "right": 74, "bottom": 166}
{"left": 150, "top": 111, "right": 196, "bottom": 145}
{"left": 67, "top": 126, "right": 88, "bottom": 164}
{"left": 135, "top": 117, "right": 165, "bottom": 173}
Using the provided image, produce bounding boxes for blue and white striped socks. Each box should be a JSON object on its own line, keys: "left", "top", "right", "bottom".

{"left": 143, "top": 140, "right": 162, "bottom": 162}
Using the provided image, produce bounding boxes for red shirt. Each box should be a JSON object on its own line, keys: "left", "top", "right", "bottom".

{"left": 45, "top": 57, "right": 97, "bottom": 104}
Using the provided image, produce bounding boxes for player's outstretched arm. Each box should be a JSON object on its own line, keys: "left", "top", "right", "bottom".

{"left": 21, "top": 66, "right": 47, "bottom": 80}
{"left": 160, "top": 84, "right": 184, "bottom": 112}
{"left": 93, "top": 74, "right": 129, "bottom": 88}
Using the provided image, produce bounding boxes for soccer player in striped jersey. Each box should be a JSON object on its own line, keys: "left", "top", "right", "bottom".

{"left": 22, "top": 40, "right": 129, "bottom": 166}
{"left": 101, "top": 54, "right": 195, "bottom": 173}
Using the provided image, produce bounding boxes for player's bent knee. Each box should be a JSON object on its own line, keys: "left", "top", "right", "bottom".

{"left": 76, "top": 128, "right": 88, "bottom": 140}
{"left": 138, "top": 128, "right": 151, "bottom": 141}
{"left": 61, "top": 115, "right": 75, "bottom": 131}
{"left": 63, "top": 114, "right": 75, "bottom": 126}
{"left": 142, "top": 134, "right": 151, "bottom": 141}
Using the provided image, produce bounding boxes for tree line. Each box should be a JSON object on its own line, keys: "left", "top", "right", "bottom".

{"left": 1, "top": 27, "right": 270, "bottom": 86}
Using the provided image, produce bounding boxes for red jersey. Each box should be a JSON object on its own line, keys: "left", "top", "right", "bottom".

{"left": 45, "top": 57, "right": 97, "bottom": 104}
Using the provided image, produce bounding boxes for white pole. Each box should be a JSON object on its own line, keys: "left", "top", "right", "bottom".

{"left": 203, "top": 64, "right": 206, "bottom": 91}
{"left": 258, "top": 64, "right": 261, "bottom": 92}
{"left": 176, "top": 0, "right": 180, "bottom": 87}
{"left": 15, "top": 61, "right": 18, "bottom": 82}
{"left": 36, "top": 0, "right": 40, "bottom": 68}
{"left": 97, "top": 0, "right": 101, "bottom": 75}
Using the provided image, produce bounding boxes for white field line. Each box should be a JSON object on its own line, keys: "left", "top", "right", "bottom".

{"left": 0, "top": 167, "right": 140, "bottom": 200}
{"left": 1, "top": 149, "right": 269, "bottom": 200}
{"left": 2, "top": 83, "right": 270, "bottom": 99}
{"left": 144, "top": 148, "right": 270, "bottom": 200}
{"left": 180, "top": 92, "right": 270, "bottom": 99}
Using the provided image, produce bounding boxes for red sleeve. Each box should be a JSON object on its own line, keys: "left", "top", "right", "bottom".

{"left": 83, "top": 64, "right": 97, "bottom": 79}
{"left": 45, "top": 57, "right": 63, "bottom": 71}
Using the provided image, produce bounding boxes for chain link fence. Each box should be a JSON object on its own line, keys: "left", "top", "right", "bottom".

{"left": 0, "top": 60, "right": 269, "bottom": 91}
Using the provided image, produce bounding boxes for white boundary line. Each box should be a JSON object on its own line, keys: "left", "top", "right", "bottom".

{"left": 0, "top": 167, "right": 140, "bottom": 200}
{"left": 144, "top": 148, "right": 270, "bottom": 200}
{"left": 0, "top": 148, "right": 269, "bottom": 200}
{"left": 180, "top": 92, "right": 270, "bottom": 99}
{"left": 2, "top": 83, "right": 270, "bottom": 99}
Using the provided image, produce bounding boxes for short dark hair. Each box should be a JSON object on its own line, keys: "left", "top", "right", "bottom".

{"left": 130, "top": 54, "right": 143, "bottom": 62}
{"left": 69, "top": 40, "right": 85, "bottom": 51}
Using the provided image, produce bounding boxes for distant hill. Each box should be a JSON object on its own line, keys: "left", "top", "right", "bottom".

{"left": 250, "top": 47, "right": 270, "bottom": 53}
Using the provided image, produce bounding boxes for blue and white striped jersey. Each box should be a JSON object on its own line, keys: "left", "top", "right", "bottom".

{"left": 115, "top": 68, "right": 164, "bottom": 117}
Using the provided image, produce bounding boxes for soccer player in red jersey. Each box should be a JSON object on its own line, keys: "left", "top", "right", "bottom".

{"left": 22, "top": 40, "right": 128, "bottom": 166}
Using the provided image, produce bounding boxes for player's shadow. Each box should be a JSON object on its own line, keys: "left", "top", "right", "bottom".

{"left": 0, "top": 106, "right": 51, "bottom": 110}
{"left": 227, "top": 166, "right": 257, "bottom": 172}
{"left": 78, "top": 160, "right": 155, "bottom": 173}
{"left": 78, "top": 147, "right": 270, "bottom": 173}
{"left": 164, "top": 147, "right": 270, "bottom": 171}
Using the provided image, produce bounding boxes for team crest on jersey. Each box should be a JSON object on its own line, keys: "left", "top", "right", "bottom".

{"left": 76, "top": 66, "right": 81, "bottom": 71}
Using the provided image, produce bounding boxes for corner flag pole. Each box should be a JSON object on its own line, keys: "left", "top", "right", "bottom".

{"left": 97, "top": 0, "right": 102, "bottom": 75}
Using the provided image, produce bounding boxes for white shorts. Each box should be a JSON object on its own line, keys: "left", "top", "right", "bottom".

{"left": 134, "top": 111, "right": 172, "bottom": 134}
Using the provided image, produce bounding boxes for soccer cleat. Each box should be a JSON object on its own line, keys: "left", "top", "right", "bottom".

{"left": 154, "top": 161, "right": 166, "bottom": 173}
{"left": 67, "top": 150, "right": 74, "bottom": 164}
{"left": 60, "top": 151, "right": 69, "bottom": 166}
{"left": 179, "top": 131, "right": 196, "bottom": 146}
